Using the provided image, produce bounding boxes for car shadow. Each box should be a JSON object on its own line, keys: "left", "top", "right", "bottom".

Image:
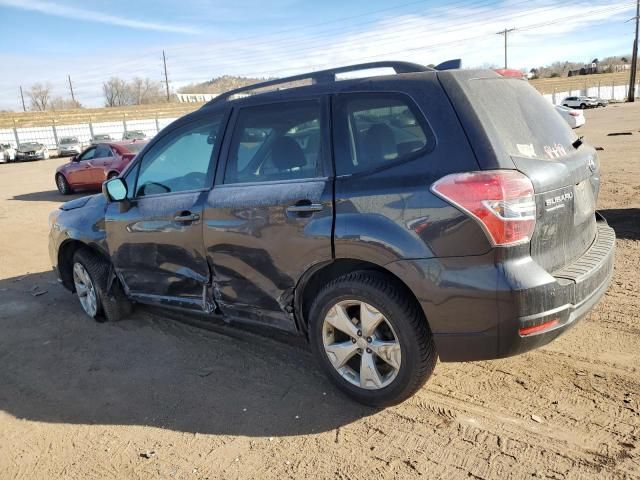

{"left": 10, "top": 190, "right": 87, "bottom": 202}
{"left": 0, "top": 271, "right": 374, "bottom": 436}
{"left": 600, "top": 208, "right": 640, "bottom": 241}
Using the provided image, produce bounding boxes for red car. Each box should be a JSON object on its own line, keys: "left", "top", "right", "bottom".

{"left": 55, "top": 141, "right": 146, "bottom": 195}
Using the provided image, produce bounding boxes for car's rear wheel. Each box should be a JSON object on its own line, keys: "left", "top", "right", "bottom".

{"left": 309, "top": 271, "right": 437, "bottom": 407}
{"left": 72, "top": 249, "right": 132, "bottom": 323}
{"left": 56, "top": 174, "right": 72, "bottom": 195}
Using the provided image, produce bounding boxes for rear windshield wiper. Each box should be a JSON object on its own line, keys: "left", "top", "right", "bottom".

{"left": 572, "top": 136, "right": 584, "bottom": 149}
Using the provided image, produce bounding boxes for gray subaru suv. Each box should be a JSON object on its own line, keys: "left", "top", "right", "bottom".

{"left": 48, "top": 61, "right": 615, "bottom": 406}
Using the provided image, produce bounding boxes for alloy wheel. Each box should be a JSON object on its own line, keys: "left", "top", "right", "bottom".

{"left": 322, "top": 300, "right": 401, "bottom": 390}
{"left": 73, "top": 262, "right": 98, "bottom": 317}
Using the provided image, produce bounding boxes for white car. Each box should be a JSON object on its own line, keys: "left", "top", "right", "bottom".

{"left": 555, "top": 105, "right": 585, "bottom": 129}
{"left": 561, "top": 96, "right": 598, "bottom": 109}
{"left": 0, "top": 143, "right": 17, "bottom": 163}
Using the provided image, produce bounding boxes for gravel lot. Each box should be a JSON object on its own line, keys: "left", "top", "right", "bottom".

{"left": 0, "top": 103, "right": 638, "bottom": 479}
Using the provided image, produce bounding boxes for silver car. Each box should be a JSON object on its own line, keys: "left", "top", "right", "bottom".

{"left": 58, "top": 137, "right": 83, "bottom": 156}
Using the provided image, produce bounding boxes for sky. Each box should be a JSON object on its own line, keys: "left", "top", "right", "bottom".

{"left": 0, "top": 0, "right": 636, "bottom": 110}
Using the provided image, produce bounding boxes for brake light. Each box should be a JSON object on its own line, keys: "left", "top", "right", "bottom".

{"left": 493, "top": 68, "right": 526, "bottom": 79}
{"left": 569, "top": 111, "right": 580, "bottom": 117}
{"left": 432, "top": 170, "right": 536, "bottom": 246}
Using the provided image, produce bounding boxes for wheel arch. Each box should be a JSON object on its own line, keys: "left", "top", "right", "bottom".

{"left": 295, "top": 258, "right": 428, "bottom": 337}
{"left": 58, "top": 239, "right": 110, "bottom": 291}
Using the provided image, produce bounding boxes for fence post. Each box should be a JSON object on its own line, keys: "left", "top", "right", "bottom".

{"left": 12, "top": 119, "right": 19, "bottom": 147}
{"left": 598, "top": 81, "right": 601, "bottom": 98}
{"left": 155, "top": 115, "right": 160, "bottom": 134}
{"left": 612, "top": 79, "right": 615, "bottom": 100}
{"left": 52, "top": 120, "right": 59, "bottom": 149}
{"left": 88, "top": 116, "right": 94, "bottom": 140}
{"left": 123, "top": 114, "right": 127, "bottom": 137}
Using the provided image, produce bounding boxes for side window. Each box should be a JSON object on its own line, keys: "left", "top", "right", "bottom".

{"left": 95, "top": 144, "right": 113, "bottom": 158}
{"left": 78, "top": 147, "right": 97, "bottom": 161}
{"left": 224, "top": 100, "right": 322, "bottom": 184}
{"left": 134, "top": 116, "right": 223, "bottom": 197}
{"left": 336, "top": 93, "right": 429, "bottom": 175}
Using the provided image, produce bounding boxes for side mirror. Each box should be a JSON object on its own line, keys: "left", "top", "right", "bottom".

{"left": 103, "top": 178, "right": 127, "bottom": 202}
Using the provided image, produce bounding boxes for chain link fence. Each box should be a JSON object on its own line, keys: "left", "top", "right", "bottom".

{"left": 0, "top": 116, "right": 179, "bottom": 154}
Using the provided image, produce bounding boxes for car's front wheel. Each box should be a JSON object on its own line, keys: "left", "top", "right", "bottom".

{"left": 580, "top": 103, "right": 586, "bottom": 109}
{"left": 72, "top": 249, "right": 132, "bottom": 322}
{"left": 309, "top": 271, "right": 437, "bottom": 407}
{"left": 56, "top": 174, "right": 72, "bottom": 195}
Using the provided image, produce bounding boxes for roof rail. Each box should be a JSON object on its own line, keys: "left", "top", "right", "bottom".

{"left": 207, "top": 61, "right": 432, "bottom": 104}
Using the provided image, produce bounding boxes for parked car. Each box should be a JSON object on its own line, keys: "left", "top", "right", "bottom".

{"left": 587, "top": 97, "right": 608, "bottom": 107}
{"left": 555, "top": 105, "right": 585, "bottom": 128}
{"left": 561, "top": 96, "right": 598, "bottom": 109}
{"left": 122, "top": 130, "right": 146, "bottom": 140}
{"left": 58, "top": 136, "right": 84, "bottom": 156}
{"left": 91, "top": 134, "right": 112, "bottom": 145}
{"left": 15, "top": 142, "right": 49, "bottom": 161}
{"left": 0, "top": 143, "right": 16, "bottom": 163}
{"left": 48, "top": 61, "right": 615, "bottom": 406}
{"left": 54, "top": 140, "right": 147, "bottom": 195}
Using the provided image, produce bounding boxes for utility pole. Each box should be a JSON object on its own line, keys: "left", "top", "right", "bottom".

{"left": 19, "top": 86, "right": 26, "bottom": 112}
{"left": 68, "top": 75, "right": 76, "bottom": 104}
{"left": 163, "top": 50, "right": 170, "bottom": 102}
{"left": 627, "top": 0, "right": 639, "bottom": 102}
{"left": 496, "top": 28, "right": 516, "bottom": 69}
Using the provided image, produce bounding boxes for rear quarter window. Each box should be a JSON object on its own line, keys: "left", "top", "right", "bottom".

{"left": 466, "top": 78, "right": 576, "bottom": 160}
{"left": 334, "top": 93, "right": 430, "bottom": 175}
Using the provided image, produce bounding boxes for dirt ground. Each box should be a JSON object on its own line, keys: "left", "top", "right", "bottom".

{"left": 0, "top": 104, "right": 639, "bottom": 480}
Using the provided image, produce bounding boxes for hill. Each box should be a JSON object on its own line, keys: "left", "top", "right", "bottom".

{"left": 177, "top": 75, "right": 266, "bottom": 95}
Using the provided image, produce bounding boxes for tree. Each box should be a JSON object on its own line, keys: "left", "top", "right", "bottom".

{"left": 103, "top": 77, "right": 165, "bottom": 106}
{"left": 128, "top": 77, "right": 164, "bottom": 104}
{"left": 27, "top": 83, "right": 52, "bottom": 111}
{"left": 103, "top": 77, "right": 130, "bottom": 107}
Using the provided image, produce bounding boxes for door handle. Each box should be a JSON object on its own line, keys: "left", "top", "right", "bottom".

{"left": 286, "top": 203, "right": 324, "bottom": 213}
{"left": 174, "top": 212, "right": 200, "bottom": 222}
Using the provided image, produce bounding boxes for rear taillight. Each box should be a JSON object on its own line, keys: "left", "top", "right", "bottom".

{"left": 432, "top": 170, "right": 536, "bottom": 246}
{"left": 569, "top": 111, "right": 580, "bottom": 117}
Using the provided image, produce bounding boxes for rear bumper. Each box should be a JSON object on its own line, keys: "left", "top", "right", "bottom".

{"left": 387, "top": 216, "right": 615, "bottom": 362}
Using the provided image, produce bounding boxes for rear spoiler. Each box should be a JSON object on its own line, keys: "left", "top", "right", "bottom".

{"left": 435, "top": 59, "right": 462, "bottom": 71}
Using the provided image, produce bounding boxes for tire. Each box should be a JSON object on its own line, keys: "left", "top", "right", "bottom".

{"left": 56, "top": 174, "right": 73, "bottom": 195}
{"left": 580, "top": 103, "right": 586, "bottom": 109}
{"left": 309, "top": 270, "right": 437, "bottom": 407}
{"left": 72, "top": 248, "right": 133, "bottom": 323}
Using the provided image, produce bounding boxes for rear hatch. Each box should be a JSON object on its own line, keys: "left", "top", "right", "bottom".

{"left": 440, "top": 70, "right": 599, "bottom": 272}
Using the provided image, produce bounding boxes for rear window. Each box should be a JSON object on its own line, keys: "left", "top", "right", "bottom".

{"left": 466, "top": 78, "right": 576, "bottom": 160}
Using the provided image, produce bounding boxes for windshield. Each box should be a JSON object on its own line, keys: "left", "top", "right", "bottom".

{"left": 60, "top": 137, "right": 78, "bottom": 144}
{"left": 19, "top": 143, "right": 40, "bottom": 149}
